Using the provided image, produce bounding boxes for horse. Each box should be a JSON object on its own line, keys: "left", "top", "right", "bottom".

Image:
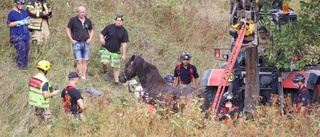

{"left": 119, "top": 55, "right": 210, "bottom": 114}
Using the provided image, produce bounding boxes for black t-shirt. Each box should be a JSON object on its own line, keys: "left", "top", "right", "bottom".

{"left": 61, "top": 86, "right": 83, "bottom": 114}
{"left": 174, "top": 63, "right": 199, "bottom": 84}
{"left": 67, "top": 16, "right": 93, "bottom": 41}
{"left": 100, "top": 23, "right": 129, "bottom": 53}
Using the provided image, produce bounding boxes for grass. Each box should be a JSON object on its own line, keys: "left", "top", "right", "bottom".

{"left": 0, "top": 0, "right": 319, "bottom": 136}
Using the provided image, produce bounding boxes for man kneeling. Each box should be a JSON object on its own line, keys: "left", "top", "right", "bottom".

{"left": 61, "top": 72, "right": 85, "bottom": 120}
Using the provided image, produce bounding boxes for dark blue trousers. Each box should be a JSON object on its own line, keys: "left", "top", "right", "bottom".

{"left": 13, "top": 40, "right": 29, "bottom": 69}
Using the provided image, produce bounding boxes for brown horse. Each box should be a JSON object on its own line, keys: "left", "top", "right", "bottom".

{"left": 119, "top": 55, "right": 209, "bottom": 114}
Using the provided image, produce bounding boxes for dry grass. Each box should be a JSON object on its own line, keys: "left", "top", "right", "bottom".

{"left": 0, "top": 0, "right": 319, "bottom": 136}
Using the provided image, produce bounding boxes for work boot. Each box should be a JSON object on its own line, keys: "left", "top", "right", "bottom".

{"left": 104, "top": 72, "right": 110, "bottom": 81}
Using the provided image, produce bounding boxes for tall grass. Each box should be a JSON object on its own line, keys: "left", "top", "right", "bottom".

{"left": 1, "top": 0, "right": 319, "bottom": 136}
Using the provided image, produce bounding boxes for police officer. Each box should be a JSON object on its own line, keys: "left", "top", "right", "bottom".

{"left": 28, "top": 60, "right": 60, "bottom": 123}
{"left": 173, "top": 52, "right": 200, "bottom": 89}
{"left": 219, "top": 92, "right": 241, "bottom": 121}
{"left": 164, "top": 74, "right": 174, "bottom": 85}
{"left": 292, "top": 74, "right": 311, "bottom": 116}
{"left": 26, "top": 0, "right": 53, "bottom": 45}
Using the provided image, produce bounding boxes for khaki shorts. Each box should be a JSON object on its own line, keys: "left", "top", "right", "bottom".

{"left": 100, "top": 47, "right": 121, "bottom": 68}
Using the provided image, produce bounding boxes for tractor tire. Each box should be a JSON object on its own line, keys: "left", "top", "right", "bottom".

{"left": 204, "top": 86, "right": 218, "bottom": 106}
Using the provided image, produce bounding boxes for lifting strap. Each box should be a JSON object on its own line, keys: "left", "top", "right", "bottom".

{"left": 211, "top": 24, "right": 247, "bottom": 115}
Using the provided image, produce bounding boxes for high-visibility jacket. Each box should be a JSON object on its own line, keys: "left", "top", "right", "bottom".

{"left": 29, "top": 73, "right": 51, "bottom": 108}
{"left": 26, "top": 0, "right": 52, "bottom": 30}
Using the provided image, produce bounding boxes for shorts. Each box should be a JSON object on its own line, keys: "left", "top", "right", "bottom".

{"left": 73, "top": 42, "right": 89, "bottom": 60}
{"left": 100, "top": 47, "right": 121, "bottom": 68}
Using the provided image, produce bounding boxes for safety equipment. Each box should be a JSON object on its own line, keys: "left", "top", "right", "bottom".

{"left": 223, "top": 92, "right": 234, "bottom": 101}
{"left": 29, "top": 73, "right": 51, "bottom": 108}
{"left": 292, "top": 74, "right": 305, "bottom": 83}
{"left": 14, "top": 0, "right": 25, "bottom": 4}
{"left": 164, "top": 74, "right": 174, "bottom": 83}
{"left": 180, "top": 52, "right": 191, "bottom": 60}
{"left": 176, "top": 64, "right": 194, "bottom": 84}
{"left": 37, "top": 60, "right": 51, "bottom": 71}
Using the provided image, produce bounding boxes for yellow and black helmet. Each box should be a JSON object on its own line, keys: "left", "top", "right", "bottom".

{"left": 37, "top": 60, "right": 51, "bottom": 71}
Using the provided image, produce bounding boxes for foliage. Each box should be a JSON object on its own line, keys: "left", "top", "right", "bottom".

{"left": 266, "top": 0, "right": 320, "bottom": 69}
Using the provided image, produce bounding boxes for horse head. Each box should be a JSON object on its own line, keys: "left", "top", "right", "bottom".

{"left": 119, "top": 55, "right": 143, "bottom": 83}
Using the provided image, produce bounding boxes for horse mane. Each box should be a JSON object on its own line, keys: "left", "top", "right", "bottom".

{"left": 132, "top": 55, "right": 167, "bottom": 89}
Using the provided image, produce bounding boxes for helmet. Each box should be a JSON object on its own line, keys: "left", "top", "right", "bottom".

{"left": 180, "top": 52, "right": 191, "bottom": 60}
{"left": 223, "top": 92, "right": 233, "bottom": 101}
{"left": 14, "top": 0, "right": 26, "bottom": 4}
{"left": 37, "top": 60, "right": 51, "bottom": 71}
{"left": 164, "top": 74, "right": 174, "bottom": 83}
{"left": 292, "top": 74, "right": 305, "bottom": 83}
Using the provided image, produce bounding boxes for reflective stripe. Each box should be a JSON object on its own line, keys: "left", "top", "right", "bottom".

{"left": 30, "top": 90, "right": 42, "bottom": 95}
{"left": 26, "top": 5, "right": 35, "bottom": 9}
{"left": 29, "top": 100, "right": 37, "bottom": 103}
{"left": 36, "top": 11, "right": 40, "bottom": 17}
{"left": 28, "top": 26, "right": 41, "bottom": 30}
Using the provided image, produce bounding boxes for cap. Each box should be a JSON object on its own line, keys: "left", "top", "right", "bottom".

{"left": 68, "top": 71, "right": 80, "bottom": 78}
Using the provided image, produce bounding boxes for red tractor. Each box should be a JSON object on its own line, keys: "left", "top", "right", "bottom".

{"left": 202, "top": 0, "right": 320, "bottom": 115}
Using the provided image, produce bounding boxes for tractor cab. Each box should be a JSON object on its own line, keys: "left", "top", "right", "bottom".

{"left": 202, "top": 1, "right": 320, "bottom": 114}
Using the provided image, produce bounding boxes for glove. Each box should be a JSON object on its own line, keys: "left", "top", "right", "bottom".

{"left": 17, "top": 19, "right": 28, "bottom": 26}
{"left": 17, "top": 17, "right": 31, "bottom": 26}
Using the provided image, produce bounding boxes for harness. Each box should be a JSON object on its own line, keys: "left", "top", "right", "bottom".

{"left": 297, "top": 87, "right": 309, "bottom": 108}
{"left": 62, "top": 86, "right": 75, "bottom": 112}
{"left": 177, "top": 64, "right": 194, "bottom": 84}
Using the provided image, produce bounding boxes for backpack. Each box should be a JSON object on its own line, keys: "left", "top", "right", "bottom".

{"left": 177, "top": 64, "right": 194, "bottom": 84}
{"left": 62, "top": 86, "right": 75, "bottom": 112}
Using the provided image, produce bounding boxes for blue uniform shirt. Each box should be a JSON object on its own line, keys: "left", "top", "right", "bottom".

{"left": 298, "top": 87, "right": 311, "bottom": 107}
{"left": 7, "top": 9, "right": 30, "bottom": 41}
{"left": 174, "top": 63, "right": 199, "bottom": 85}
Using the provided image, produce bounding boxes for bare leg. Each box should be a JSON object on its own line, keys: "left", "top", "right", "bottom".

{"left": 102, "top": 62, "right": 108, "bottom": 72}
{"left": 102, "top": 62, "right": 110, "bottom": 81}
{"left": 77, "top": 60, "right": 82, "bottom": 76}
{"left": 114, "top": 68, "right": 120, "bottom": 82}
{"left": 82, "top": 60, "right": 88, "bottom": 78}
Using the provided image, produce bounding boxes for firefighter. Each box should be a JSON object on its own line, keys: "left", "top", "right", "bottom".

{"left": 164, "top": 74, "right": 174, "bottom": 85}
{"left": 173, "top": 52, "right": 200, "bottom": 89}
{"left": 292, "top": 74, "right": 311, "bottom": 116}
{"left": 28, "top": 60, "right": 60, "bottom": 124}
{"left": 219, "top": 92, "right": 241, "bottom": 121}
{"left": 26, "top": 0, "right": 52, "bottom": 45}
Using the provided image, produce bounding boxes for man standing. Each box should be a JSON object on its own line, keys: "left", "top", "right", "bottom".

{"left": 28, "top": 60, "right": 60, "bottom": 123}
{"left": 61, "top": 71, "right": 85, "bottom": 120}
{"left": 26, "top": 0, "right": 53, "bottom": 45}
{"left": 99, "top": 14, "right": 129, "bottom": 87}
{"left": 7, "top": 0, "right": 31, "bottom": 69}
{"left": 292, "top": 74, "right": 311, "bottom": 116}
{"left": 66, "top": 6, "right": 94, "bottom": 80}
{"left": 173, "top": 52, "right": 200, "bottom": 89}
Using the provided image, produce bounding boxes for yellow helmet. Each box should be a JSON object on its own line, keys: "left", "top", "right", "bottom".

{"left": 37, "top": 60, "right": 51, "bottom": 71}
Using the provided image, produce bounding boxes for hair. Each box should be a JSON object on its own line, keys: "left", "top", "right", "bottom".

{"left": 115, "top": 13, "right": 124, "bottom": 21}
{"left": 258, "top": 26, "right": 268, "bottom": 33}
{"left": 69, "top": 77, "right": 78, "bottom": 81}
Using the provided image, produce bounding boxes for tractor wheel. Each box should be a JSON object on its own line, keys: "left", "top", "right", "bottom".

{"left": 204, "top": 86, "right": 218, "bottom": 106}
